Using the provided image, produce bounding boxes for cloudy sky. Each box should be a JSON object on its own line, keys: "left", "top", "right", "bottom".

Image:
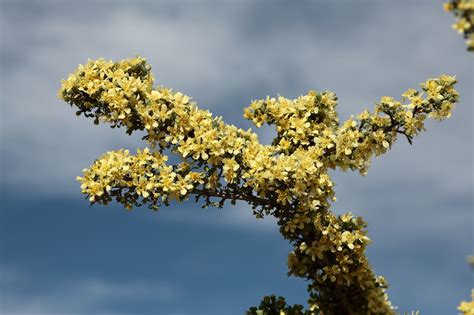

{"left": 1, "top": 0, "right": 472, "bottom": 314}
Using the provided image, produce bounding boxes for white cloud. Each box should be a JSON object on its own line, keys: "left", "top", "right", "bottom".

{"left": 0, "top": 270, "right": 177, "bottom": 315}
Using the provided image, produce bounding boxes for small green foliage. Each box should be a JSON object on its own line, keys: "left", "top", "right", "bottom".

{"left": 246, "top": 295, "right": 312, "bottom": 315}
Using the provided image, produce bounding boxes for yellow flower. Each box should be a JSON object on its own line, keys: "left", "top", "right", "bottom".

{"left": 453, "top": 18, "right": 472, "bottom": 33}
{"left": 444, "top": 2, "right": 453, "bottom": 11}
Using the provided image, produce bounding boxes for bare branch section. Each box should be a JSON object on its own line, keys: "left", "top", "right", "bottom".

{"left": 59, "top": 57, "right": 459, "bottom": 314}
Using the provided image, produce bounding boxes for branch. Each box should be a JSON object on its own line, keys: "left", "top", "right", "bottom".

{"left": 190, "top": 187, "right": 294, "bottom": 213}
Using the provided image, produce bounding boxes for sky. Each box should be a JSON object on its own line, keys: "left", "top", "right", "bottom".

{"left": 0, "top": 0, "right": 473, "bottom": 314}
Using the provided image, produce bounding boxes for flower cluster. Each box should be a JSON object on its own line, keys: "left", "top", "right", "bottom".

{"left": 285, "top": 212, "right": 392, "bottom": 314}
{"left": 244, "top": 91, "right": 339, "bottom": 151}
{"left": 458, "top": 290, "right": 474, "bottom": 315}
{"left": 76, "top": 148, "right": 204, "bottom": 209}
{"left": 245, "top": 75, "right": 458, "bottom": 175}
{"left": 59, "top": 57, "right": 459, "bottom": 314}
{"left": 445, "top": 0, "right": 474, "bottom": 50}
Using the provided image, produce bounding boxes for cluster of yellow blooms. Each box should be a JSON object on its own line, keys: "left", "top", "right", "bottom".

{"left": 457, "top": 256, "right": 474, "bottom": 315}
{"left": 77, "top": 148, "right": 204, "bottom": 209}
{"left": 286, "top": 212, "right": 392, "bottom": 313}
{"left": 444, "top": 2, "right": 474, "bottom": 309}
{"left": 59, "top": 57, "right": 459, "bottom": 314}
{"left": 458, "top": 290, "right": 474, "bottom": 315}
{"left": 445, "top": 0, "right": 474, "bottom": 50}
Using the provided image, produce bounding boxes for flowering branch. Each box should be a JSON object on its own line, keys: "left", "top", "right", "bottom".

{"left": 59, "top": 57, "right": 459, "bottom": 314}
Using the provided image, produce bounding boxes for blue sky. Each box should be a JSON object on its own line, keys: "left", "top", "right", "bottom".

{"left": 1, "top": 1, "right": 473, "bottom": 314}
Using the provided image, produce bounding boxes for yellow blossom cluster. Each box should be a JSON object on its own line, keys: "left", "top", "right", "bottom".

{"left": 244, "top": 91, "right": 339, "bottom": 150}
{"left": 458, "top": 290, "right": 474, "bottom": 315}
{"left": 245, "top": 75, "right": 458, "bottom": 175}
{"left": 457, "top": 257, "right": 474, "bottom": 315}
{"left": 59, "top": 57, "right": 459, "bottom": 314}
{"left": 286, "top": 212, "right": 392, "bottom": 314}
{"left": 445, "top": 0, "right": 474, "bottom": 50}
{"left": 76, "top": 148, "right": 204, "bottom": 209}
